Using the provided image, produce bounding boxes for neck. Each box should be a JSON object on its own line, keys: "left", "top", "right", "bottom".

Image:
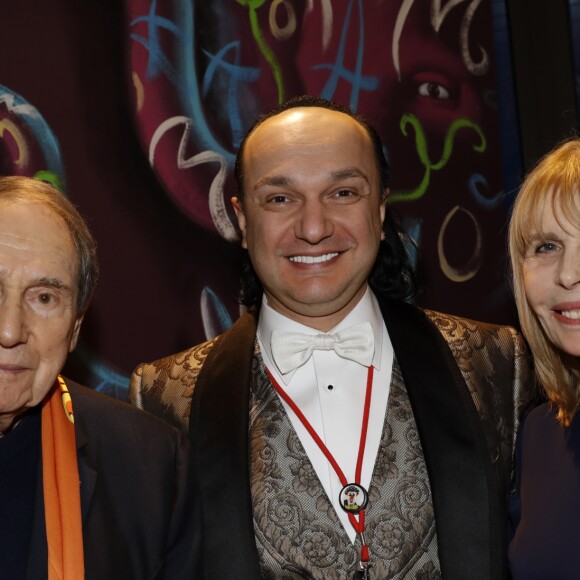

{"left": 264, "top": 286, "right": 369, "bottom": 332}
{"left": 0, "top": 411, "right": 23, "bottom": 436}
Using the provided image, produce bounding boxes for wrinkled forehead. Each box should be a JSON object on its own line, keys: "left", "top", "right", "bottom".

{"left": 0, "top": 199, "right": 78, "bottom": 265}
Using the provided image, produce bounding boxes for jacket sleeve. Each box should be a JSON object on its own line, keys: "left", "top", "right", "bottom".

{"left": 162, "top": 430, "right": 204, "bottom": 579}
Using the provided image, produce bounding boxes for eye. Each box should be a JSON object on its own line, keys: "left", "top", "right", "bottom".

{"left": 536, "top": 242, "right": 559, "bottom": 254}
{"left": 267, "top": 194, "right": 290, "bottom": 205}
{"left": 335, "top": 189, "right": 355, "bottom": 198}
{"left": 38, "top": 292, "right": 55, "bottom": 305}
{"left": 27, "top": 288, "right": 61, "bottom": 309}
{"left": 417, "top": 82, "right": 450, "bottom": 100}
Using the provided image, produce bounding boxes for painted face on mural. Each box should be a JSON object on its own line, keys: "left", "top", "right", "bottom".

{"left": 256, "top": 0, "right": 502, "bottom": 318}
{"left": 0, "top": 202, "right": 83, "bottom": 433}
{"left": 523, "top": 193, "right": 580, "bottom": 358}
{"left": 232, "top": 107, "right": 387, "bottom": 331}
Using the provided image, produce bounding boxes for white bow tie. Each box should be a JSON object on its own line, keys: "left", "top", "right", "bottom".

{"left": 270, "top": 322, "right": 375, "bottom": 375}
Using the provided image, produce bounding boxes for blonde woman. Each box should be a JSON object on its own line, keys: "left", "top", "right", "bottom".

{"left": 508, "top": 138, "right": 580, "bottom": 578}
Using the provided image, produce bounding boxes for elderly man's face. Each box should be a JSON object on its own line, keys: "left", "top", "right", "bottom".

{"left": 0, "top": 202, "right": 82, "bottom": 432}
{"left": 233, "top": 107, "right": 386, "bottom": 331}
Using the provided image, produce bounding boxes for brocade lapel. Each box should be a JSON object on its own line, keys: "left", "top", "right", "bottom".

{"left": 190, "top": 312, "right": 261, "bottom": 579}
{"left": 379, "top": 299, "right": 506, "bottom": 580}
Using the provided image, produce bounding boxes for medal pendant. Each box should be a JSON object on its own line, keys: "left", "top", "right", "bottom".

{"left": 339, "top": 483, "right": 368, "bottom": 514}
{"left": 353, "top": 566, "right": 371, "bottom": 580}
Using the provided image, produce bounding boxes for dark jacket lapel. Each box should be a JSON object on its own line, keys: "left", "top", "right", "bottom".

{"left": 72, "top": 409, "right": 97, "bottom": 524}
{"left": 190, "top": 312, "right": 261, "bottom": 579}
{"left": 380, "top": 299, "right": 505, "bottom": 580}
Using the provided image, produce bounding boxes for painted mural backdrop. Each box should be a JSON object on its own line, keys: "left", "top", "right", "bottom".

{"left": 0, "top": 1, "right": 516, "bottom": 398}
{"left": 129, "top": 0, "right": 510, "bottom": 323}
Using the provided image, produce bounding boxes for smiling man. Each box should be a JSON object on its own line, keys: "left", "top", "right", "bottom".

{"left": 0, "top": 176, "right": 199, "bottom": 579}
{"left": 131, "top": 96, "right": 532, "bottom": 580}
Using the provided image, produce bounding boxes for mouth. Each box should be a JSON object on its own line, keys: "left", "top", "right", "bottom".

{"left": 556, "top": 309, "right": 580, "bottom": 320}
{"left": 288, "top": 252, "right": 339, "bottom": 264}
{"left": 0, "top": 364, "right": 28, "bottom": 373}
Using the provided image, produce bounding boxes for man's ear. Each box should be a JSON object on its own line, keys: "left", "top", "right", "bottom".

{"left": 380, "top": 188, "right": 389, "bottom": 224}
{"left": 231, "top": 197, "right": 247, "bottom": 249}
{"left": 68, "top": 314, "right": 84, "bottom": 352}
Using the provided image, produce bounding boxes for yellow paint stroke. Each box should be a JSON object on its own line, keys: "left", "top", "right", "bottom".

{"left": 0, "top": 118, "right": 29, "bottom": 169}
{"left": 132, "top": 71, "right": 145, "bottom": 112}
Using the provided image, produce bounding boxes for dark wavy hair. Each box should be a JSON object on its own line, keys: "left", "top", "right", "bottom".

{"left": 235, "top": 95, "right": 417, "bottom": 308}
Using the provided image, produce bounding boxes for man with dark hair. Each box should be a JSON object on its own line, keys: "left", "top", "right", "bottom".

{"left": 131, "top": 96, "right": 531, "bottom": 579}
{"left": 0, "top": 176, "right": 199, "bottom": 579}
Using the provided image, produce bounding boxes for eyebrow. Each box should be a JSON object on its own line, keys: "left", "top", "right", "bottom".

{"left": 34, "top": 277, "right": 74, "bottom": 292}
{"left": 253, "top": 167, "right": 370, "bottom": 191}
{"left": 0, "top": 271, "right": 73, "bottom": 293}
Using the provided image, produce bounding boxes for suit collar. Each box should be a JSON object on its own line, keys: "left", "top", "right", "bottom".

{"left": 67, "top": 381, "right": 97, "bottom": 523}
{"left": 380, "top": 299, "right": 505, "bottom": 580}
{"left": 190, "top": 312, "right": 262, "bottom": 579}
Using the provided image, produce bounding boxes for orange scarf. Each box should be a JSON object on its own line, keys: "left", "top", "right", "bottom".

{"left": 41, "top": 376, "right": 84, "bottom": 579}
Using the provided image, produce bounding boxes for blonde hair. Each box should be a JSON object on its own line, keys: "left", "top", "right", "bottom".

{"left": 508, "top": 138, "right": 580, "bottom": 426}
{"left": 0, "top": 176, "right": 98, "bottom": 314}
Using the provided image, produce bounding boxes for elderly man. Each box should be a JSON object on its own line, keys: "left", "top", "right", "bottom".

{"left": 0, "top": 176, "right": 198, "bottom": 579}
{"left": 131, "top": 96, "right": 532, "bottom": 579}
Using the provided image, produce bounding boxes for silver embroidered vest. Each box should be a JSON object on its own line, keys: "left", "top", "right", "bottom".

{"left": 249, "top": 351, "right": 441, "bottom": 579}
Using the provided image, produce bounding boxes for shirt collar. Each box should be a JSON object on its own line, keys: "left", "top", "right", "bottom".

{"left": 257, "top": 286, "right": 384, "bottom": 380}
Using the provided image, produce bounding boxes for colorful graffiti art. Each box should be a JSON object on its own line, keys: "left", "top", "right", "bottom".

{"left": 127, "top": 0, "right": 514, "bottom": 337}
{"left": 0, "top": 84, "right": 131, "bottom": 398}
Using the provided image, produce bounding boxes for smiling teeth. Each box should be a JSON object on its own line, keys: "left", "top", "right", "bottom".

{"left": 561, "top": 310, "right": 580, "bottom": 319}
{"left": 289, "top": 253, "right": 339, "bottom": 264}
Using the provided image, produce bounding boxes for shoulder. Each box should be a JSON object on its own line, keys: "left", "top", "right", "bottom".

{"left": 129, "top": 312, "right": 258, "bottom": 433}
{"left": 423, "top": 308, "right": 532, "bottom": 399}
{"left": 129, "top": 337, "right": 221, "bottom": 433}
{"left": 67, "top": 379, "right": 180, "bottom": 441}
{"left": 424, "top": 309, "right": 525, "bottom": 355}
{"left": 522, "top": 402, "right": 556, "bottom": 433}
{"left": 422, "top": 308, "right": 531, "bottom": 385}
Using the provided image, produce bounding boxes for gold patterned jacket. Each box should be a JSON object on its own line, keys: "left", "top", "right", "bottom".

{"left": 130, "top": 299, "right": 533, "bottom": 580}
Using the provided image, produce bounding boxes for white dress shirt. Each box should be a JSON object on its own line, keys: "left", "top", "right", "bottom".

{"left": 257, "top": 287, "right": 393, "bottom": 542}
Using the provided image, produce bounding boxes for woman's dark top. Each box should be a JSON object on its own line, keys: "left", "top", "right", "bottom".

{"left": 509, "top": 402, "right": 580, "bottom": 579}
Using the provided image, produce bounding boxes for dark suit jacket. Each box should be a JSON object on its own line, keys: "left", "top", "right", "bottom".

{"left": 130, "top": 299, "right": 533, "bottom": 580}
{"left": 26, "top": 380, "right": 201, "bottom": 580}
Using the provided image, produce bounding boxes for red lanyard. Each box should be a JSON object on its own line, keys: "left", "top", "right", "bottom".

{"left": 265, "top": 365, "right": 374, "bottom": 563}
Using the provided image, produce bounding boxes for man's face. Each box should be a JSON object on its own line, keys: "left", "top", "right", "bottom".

{"left": 233, "top": 107, "right": 387, "bottom": 331}
{"left": 0, "top": 201, "right": 82, "bottom": 432}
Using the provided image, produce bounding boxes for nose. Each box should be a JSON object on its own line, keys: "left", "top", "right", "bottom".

{"left": 294, "top": 199, "right": 333, "bottom": 244}
{"left": 0, "top": 298, "right": 28, "bottom": 348}
{"left": 557, "top": 246, "right": 580, "bottom": 289}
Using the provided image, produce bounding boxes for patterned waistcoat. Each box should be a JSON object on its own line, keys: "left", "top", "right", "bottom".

{"left": 249, "top": 351, "right": 441, "bottom": 580}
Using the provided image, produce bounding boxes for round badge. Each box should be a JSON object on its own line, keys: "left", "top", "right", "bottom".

{"left": 339, "top": 483, "right": 368, "bottom": 514}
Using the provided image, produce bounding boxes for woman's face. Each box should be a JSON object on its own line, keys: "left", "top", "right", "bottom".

{"left": 523, "top": 192, "right": 580, "bottom": 357}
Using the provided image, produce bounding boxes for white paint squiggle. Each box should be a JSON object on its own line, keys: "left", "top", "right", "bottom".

{"left": 305, "top": 0, "right": 333, "bottom": 52}
{"left": 394, "top": 0, "right": 488, "bottom": 80}
{"left": 150, "top": 116, "right": 238, "bottom": 242}
{"left": 269, "top": 0, "right": 297, "bottom": 41}
{"left": 431, "top": 0, "right": 488, "bottom": 76}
